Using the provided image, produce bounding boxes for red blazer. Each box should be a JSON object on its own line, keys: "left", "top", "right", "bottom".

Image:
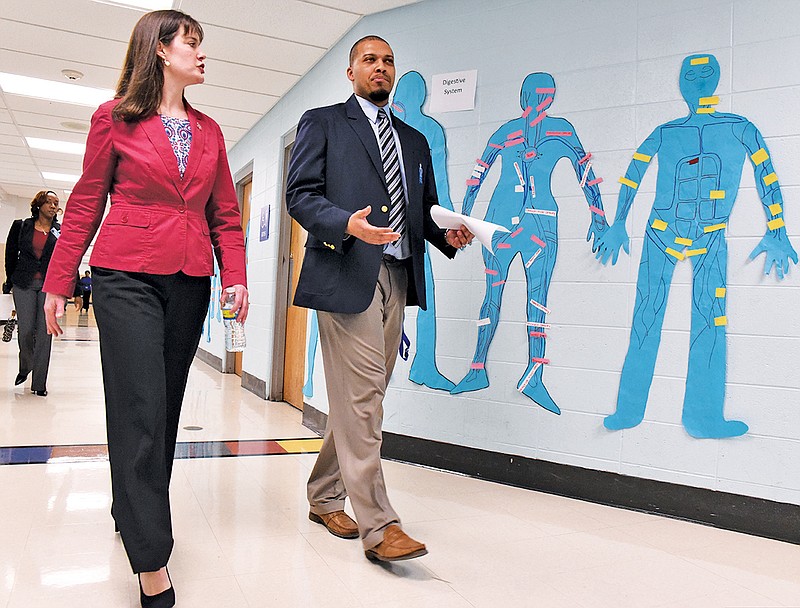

{"left": 44, "top": 99, "right": 247, "bottom": 297}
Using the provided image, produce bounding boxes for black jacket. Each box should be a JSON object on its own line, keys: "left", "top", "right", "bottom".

{"left": 286, "top": 95, "right": 455, "bottom": 314}
{"left": 4, "top": 218, "right": 61, "bottom": 290}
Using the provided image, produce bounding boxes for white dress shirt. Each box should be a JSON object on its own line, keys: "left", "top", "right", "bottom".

{"left": 355, "top": 95, "right": 411, "bottom": 260}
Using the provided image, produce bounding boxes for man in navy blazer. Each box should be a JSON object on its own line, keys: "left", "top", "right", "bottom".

{"left": 287, "top": 35, "right": 473, "bottom": 562}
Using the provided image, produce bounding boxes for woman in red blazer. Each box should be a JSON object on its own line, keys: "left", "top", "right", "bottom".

{"left": 43, "top": 10, "right": 247, "bottom": 607}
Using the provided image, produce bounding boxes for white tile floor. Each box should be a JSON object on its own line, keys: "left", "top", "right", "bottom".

{"left": 1, "top": 309, "right": 799, "bottom": 607}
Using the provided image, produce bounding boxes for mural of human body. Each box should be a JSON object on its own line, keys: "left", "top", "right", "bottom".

{"left": 303, "top": 71, "right": 458, "bottom": 398}
{"left": 451, "top": 73, "right": 609, "bottom": 414}
{"left": 393, "top": 71, "right": 457, "bottom": 390}
{"left": 599, "top": 54, "right": 797, "bottom": 438}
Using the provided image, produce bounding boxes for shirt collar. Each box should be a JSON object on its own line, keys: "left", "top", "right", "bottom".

{"left": 355, "top": 94, "right": 392, "bottom": 126}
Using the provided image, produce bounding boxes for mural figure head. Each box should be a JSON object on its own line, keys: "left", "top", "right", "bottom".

{"left": 520, "top": 72, "right": 556, "bottom": 110}
{"left": 347, "top": 35, "right": 395, "bottom": 105}
{"left": 393, "top": 70, "right": 426, "bottom": 115}
{"left": 679, "top": 54, "right": 721, "bottom": 110}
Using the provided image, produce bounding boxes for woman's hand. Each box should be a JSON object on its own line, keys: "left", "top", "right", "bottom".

{"left": 221, "top": 284, "right": 249, "bottom": 324}
{"left": 44, "top": 293, "right": 67, "bottom": 336}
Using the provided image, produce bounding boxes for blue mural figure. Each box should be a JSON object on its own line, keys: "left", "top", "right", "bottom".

{"left": 203, "top": 217, "right": 250, "bottom": 344}
{"left": 302, "top": 72, "right": 457, "bottom": 397}
{"left": 203, "top": 259, "right": 222, "bottom": 343}
{"left": 393, "top": 70, "right": 458, "bottom": 391}
{"left": 598, "top": 54, "right": 797, "bottom": 438}
{"left": 451, "top": 72, "right": 609, "bottom": 414}
{"left": 303, "top": 310, "right": 318, "bottom": 398}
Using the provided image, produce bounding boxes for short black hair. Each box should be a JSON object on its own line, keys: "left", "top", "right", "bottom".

{"left": 349, "top": 35, "right": 390, "bottom": 66}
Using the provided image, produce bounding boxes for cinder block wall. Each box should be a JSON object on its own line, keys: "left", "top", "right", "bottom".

{"left": 225, "top": 0, "right": 800, "bottom": 505}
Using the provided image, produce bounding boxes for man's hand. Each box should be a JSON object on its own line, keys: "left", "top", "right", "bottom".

{"left": 446, "top": 225, "right": 474, "bottom": 249}
{"left": 347, "top": 206, "right": 401, "bottom": 245}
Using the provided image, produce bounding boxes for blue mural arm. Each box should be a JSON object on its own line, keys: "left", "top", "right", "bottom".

{"left": 736, "top": 121, "right": 799, "bottom": 279}
{"left": 595, "top": 126, "right": 663, "bottom": 265}
{"left": 562, "top": 127, "right": 608, "bottom": 252}
{"left": 430, "top": 128, "right": 454, "bottom": 212}
{"left": 461, "top": 128, "right": 504, "bottom": 217}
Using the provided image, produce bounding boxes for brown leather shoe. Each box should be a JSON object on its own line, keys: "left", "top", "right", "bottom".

{"left": 365, "top": 525, "right": 428, "bottom": 562}
{"left": 308, "top": 510, "right": 359, "bottom": 539}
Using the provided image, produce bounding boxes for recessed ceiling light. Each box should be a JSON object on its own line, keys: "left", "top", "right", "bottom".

{"left": 92, "top": 0, "right": 174, "bottom": 11}
{"left": 60, "top": 121, "right": 90, "bottom": 132}
{"left": 43, "top": 171, "right": 81, "bottom": 183}
{"left": 27, "top": 137, "right": 86, "bottom": 156}
{"left": 0, "top": 73, "right": 113, "bottom": 108}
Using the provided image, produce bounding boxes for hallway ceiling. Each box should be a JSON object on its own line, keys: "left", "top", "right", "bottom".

{"left": 0, "top": 0, "right": 419, "bottom": 200}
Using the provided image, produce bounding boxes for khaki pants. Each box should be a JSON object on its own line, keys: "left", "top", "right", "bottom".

{"left": 307, "top": 258, "right": 407, "bottom": 549}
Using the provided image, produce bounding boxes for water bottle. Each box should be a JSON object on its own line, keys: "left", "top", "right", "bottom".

{"left": 221, "top": 287, "right": 246, "bottom": 352}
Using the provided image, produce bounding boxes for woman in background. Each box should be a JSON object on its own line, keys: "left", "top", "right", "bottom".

{"left": 4, "top": 190, "right": 60, "bottom": 396}
{"left": 43, "top": 10, "right": 248, "bottom": 607}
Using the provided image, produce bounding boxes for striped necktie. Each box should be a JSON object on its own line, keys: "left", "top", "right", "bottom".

{"left": 376, "top": 108, "right": 406, "bottom": 241}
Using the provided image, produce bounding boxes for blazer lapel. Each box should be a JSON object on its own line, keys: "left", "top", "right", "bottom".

{"left": 181, "top": 102, "right": 206, "bottom": 190}
{"left": 344, "top": 95, "right": 386, "bottom": 189}
{"left": 139, "top": 113, "right": 184, "bottom": 198}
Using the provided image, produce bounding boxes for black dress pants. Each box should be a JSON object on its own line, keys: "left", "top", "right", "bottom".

{"left": 92, "top": 267, "right": 210, "bottom": 573}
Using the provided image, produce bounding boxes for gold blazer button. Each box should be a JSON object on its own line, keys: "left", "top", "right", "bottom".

{"left": 381, "top": 205, "right": 389, "bottom": 213}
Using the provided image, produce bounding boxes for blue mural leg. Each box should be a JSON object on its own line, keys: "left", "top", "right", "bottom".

{"left": 204, "top": 271, "right": 219, "bottom": 343}
{"left": 517, "top": 223, "right": 560, "bottom": 414}
{"left": 682, "top": 234, "right": 747, "bottom": 438}
{"left": 303, "top": 310, "right": 319, "bottom": 399}
{"left": 605, "top": 233, "right": 676, "bottom": 430}
{"left": 451, "top": 245, "right": 513, "bottom": 395}
{"left": 409, "top": 244, "right": 455, "bottom": 391}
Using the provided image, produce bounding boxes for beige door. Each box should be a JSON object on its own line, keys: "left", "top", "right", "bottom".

{"left": 235, "top": 179, "right": 252, "bottom": 377}
{"left": 282, "top": 217, "right": 307, "bottom": 410}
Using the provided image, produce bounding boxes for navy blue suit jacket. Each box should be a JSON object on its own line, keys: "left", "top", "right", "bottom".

{"left": 287, "top": 94, "right": 455, "bottom": 314}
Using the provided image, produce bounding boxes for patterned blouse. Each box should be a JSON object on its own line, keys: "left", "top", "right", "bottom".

{"left": 160, "top": 115, "right": 192, "bottom": 178}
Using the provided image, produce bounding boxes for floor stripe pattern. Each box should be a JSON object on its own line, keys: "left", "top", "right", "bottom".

{"left": 0, "top": 437, "right": 323, "bottom": 465}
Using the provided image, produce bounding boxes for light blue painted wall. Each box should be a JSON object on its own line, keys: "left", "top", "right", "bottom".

{"left": 224, "top": 0, "right": 800, "bottom": 505}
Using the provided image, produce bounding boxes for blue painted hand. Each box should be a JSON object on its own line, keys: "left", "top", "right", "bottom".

{"left": 748, "top": 231, "right": 798, "bottom": 280}
{"left": 594, "top": 221, "right": 630, "bottom": 266}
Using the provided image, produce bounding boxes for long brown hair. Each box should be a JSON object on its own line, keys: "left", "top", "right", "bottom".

{"left": 112, "top": 10, "right": 203, "bottom": 123}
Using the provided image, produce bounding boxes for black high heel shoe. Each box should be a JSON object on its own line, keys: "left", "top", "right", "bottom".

{"left": 31, "top": 389, "right": 47, "bottom": 397}
{"left": 138, "top": 569, "right": 175, "bottom": 608}
{"left": 14, "top": 372, "right": 28, "bottom": 386}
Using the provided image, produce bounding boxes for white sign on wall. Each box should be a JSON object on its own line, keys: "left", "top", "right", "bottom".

{"left": 429, "top": 69, "right": 478, "bottom": 113}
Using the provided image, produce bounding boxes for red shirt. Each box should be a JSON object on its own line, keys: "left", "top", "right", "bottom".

{"left": 31, "top": 229, "right": 48, "bottom": 279}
